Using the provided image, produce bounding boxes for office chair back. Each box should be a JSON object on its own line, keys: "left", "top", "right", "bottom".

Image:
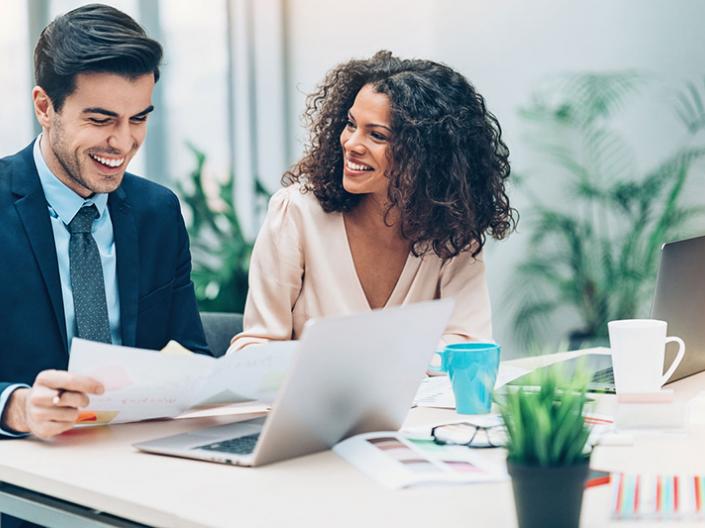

{"left": 200, "top": 312, "right": 243, "bottom": 357}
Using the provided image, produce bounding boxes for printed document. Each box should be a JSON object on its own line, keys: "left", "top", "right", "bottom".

{"left": 68, "top": 338, "right": 295, "bottom": 425}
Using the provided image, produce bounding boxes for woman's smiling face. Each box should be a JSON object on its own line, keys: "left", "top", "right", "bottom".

{"left": 339, "top": 83, "right": 393, "bottom": 199}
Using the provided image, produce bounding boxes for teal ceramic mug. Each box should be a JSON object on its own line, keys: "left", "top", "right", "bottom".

{"left": 432, "top": 342, "right": 501, "bottom": 414}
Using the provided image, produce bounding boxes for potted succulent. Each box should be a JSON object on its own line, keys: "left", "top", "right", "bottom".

{"left": 499, "top": 367, "right": 592, "bottom": 528}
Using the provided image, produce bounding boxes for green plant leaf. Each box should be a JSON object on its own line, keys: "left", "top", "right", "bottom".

{"left": 675, "top": 78, "right": 705, "bottom": 134}
{"left": 500, "top": 364, "right": 592, "bottom": 466}
{"left": 177, "top": 142, "right": 272, "bottom": 312}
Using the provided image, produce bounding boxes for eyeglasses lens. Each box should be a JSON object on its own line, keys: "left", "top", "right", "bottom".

{"left": 433, "top": 423, "right": 507, "bottom": 448}
{"left": 434, "top": 423, "right": 477, "bottom": 445}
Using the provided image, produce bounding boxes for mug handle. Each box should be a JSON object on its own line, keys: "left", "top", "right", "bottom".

{"left": 428, "top": 350, "right": 446, "bottom": 373}
{"left": 661, "top": 336, "right": 686, "bottom": 386}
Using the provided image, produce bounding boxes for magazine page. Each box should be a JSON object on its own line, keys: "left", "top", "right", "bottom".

{"left": 333, "top": 431, "right": 507, "bottom": 489}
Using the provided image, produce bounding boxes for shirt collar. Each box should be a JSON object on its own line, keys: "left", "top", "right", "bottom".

{"left": 33, "top": 135, "right": 109, "bottom": 225}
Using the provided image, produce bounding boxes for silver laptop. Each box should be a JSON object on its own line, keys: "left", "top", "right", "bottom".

{"left": 134, "top": 299, "right": 454, "bottom": 466}
{"left": 509, "top": 234, "right": 705, "bottom": 392}
{"left": 652, "top": 234, "right": 705, "bottom": 383}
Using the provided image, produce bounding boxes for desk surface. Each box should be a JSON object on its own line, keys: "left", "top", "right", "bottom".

{"left": 1, "top": 351, "right": 704, "bottom": 528}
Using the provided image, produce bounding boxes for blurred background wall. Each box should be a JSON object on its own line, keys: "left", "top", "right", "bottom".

{"left": 2, "top": 0, "right": 704, "bottom": 357}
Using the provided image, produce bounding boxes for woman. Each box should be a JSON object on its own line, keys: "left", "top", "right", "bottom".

{"left": 230, "top": 50, "right": 516, "bottom": 351}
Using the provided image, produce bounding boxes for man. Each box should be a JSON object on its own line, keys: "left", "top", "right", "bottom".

{"left": 0, "top": 4, "right": 210, "bottom": 445}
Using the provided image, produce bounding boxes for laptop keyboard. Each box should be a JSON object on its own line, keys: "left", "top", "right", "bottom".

{"left": 195, "top": 433, "right": 260, "bottom": 455}
{"left": 591, "top": 367, "right": 615, "bottom": 384}
{"left": 589, "top": 367, "right": 616, "bottom": 393}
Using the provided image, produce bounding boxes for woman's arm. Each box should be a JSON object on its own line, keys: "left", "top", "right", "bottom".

{"left": 228, "top": 189, "right": 304, "bottom": 351}
{"left": 438, "top": 249, "right": 493, "bottom": 346}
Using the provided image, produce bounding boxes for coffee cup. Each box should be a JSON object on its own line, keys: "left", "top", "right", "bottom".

{"left": 431, "top": 342, "right": 500, "bottom": 414}
{"left": 608, "top": 319, "right": 685, "bottom": 393}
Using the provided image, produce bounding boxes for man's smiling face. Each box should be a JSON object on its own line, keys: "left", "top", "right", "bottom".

{"left": 36, "top": 71, "right": 155, "bottom": 197}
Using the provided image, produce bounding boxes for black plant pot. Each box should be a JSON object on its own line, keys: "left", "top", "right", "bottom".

{"left": 507, "top": 457, "right": 590, "bottom": 528}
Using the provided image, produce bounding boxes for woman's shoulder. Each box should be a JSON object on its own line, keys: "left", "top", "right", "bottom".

{"left": 268, "top": 183, "right": 329, "bottom": 221}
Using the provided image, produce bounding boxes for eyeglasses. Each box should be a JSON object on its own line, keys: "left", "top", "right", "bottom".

{"left": 430, "top": 422, "right": 507, "bottom": 448}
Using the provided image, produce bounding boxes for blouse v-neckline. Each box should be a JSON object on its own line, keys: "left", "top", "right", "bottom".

{"left": 339, "top": 212, "right": 416, "bottom": 311}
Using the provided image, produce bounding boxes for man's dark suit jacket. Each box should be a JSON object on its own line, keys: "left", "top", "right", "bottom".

{"left": 0, "top": 141, "right": 211, "bottom": 401}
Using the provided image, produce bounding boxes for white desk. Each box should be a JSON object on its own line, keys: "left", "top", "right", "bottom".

{"left": 1, "top": 351, "right": 704, "bottom": 528}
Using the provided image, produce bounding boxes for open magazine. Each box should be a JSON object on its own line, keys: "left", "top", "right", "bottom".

{"left": 334, "top": 411, "right": 615, "bottom": 489}
{"left": 333, "top": 431, "right": 508, "bottom": 489}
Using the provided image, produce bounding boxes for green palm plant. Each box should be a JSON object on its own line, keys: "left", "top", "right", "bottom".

{"left": 675, "top": 75, "right": 705, "bottom": 135}
{"left": 509, "top": 73, "right": 705, "bottom": 348}
{"left": 176, "top": 142, "right": 270, "bottom": 313}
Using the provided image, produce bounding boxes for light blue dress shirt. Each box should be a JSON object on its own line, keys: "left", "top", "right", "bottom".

{"left": 0, "top": 137, "right": 122, "bottom": 436}
{"left": 32, "top": 136, "right": 122, "bottom": 347}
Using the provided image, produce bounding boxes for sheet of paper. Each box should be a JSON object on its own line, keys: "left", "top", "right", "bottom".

{"left": 69, "top": 339, "right": 215, "bottom": 424}
{"left": 68, "top": 338, "right": 296, "bottom": 425}
{"left": 175, "top": 401, "right": 270, "bottom": 420}
{"left": 413, "top": 363, "right": 530, "bottom": 409}
{"left": 189, "top": 341, "right": 296, "bottom": 406}
{"left": 495, "top": 364, "right": 531, "bottom": 389}
{"left": 414, "top": 376, "right": 455, "bottom": 408}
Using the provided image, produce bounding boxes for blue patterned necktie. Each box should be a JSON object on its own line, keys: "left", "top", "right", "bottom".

{"left": 68, "top": 204, "right": 112, "bottom": 344}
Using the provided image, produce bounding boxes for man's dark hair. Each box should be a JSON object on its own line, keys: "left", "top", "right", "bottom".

{"left": 34, "top": 3, "right": 163, "bottom": 112}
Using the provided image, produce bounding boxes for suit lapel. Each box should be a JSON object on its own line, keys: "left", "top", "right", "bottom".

{"left": 11, "top": 145, "right": 68, "bottom": 354}
{"left": 109, "top": 187, "right": 139, "bottom": 347}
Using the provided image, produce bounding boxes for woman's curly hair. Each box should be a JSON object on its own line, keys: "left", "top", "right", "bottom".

{"left": 283, "top": 50, "right": 517, "bottom": 259}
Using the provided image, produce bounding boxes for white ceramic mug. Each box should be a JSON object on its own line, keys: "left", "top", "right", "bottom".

{"left": 608, "top": 319, "right": 685, "bottom": 393}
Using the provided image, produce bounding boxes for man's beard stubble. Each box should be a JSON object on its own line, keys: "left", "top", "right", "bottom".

{"left": 48, "top": 115, "right": 92, "bottom": 194}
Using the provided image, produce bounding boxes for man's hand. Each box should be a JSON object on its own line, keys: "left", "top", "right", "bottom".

{"left": 3, "top": 370, "right": 104, "bottom": 440}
